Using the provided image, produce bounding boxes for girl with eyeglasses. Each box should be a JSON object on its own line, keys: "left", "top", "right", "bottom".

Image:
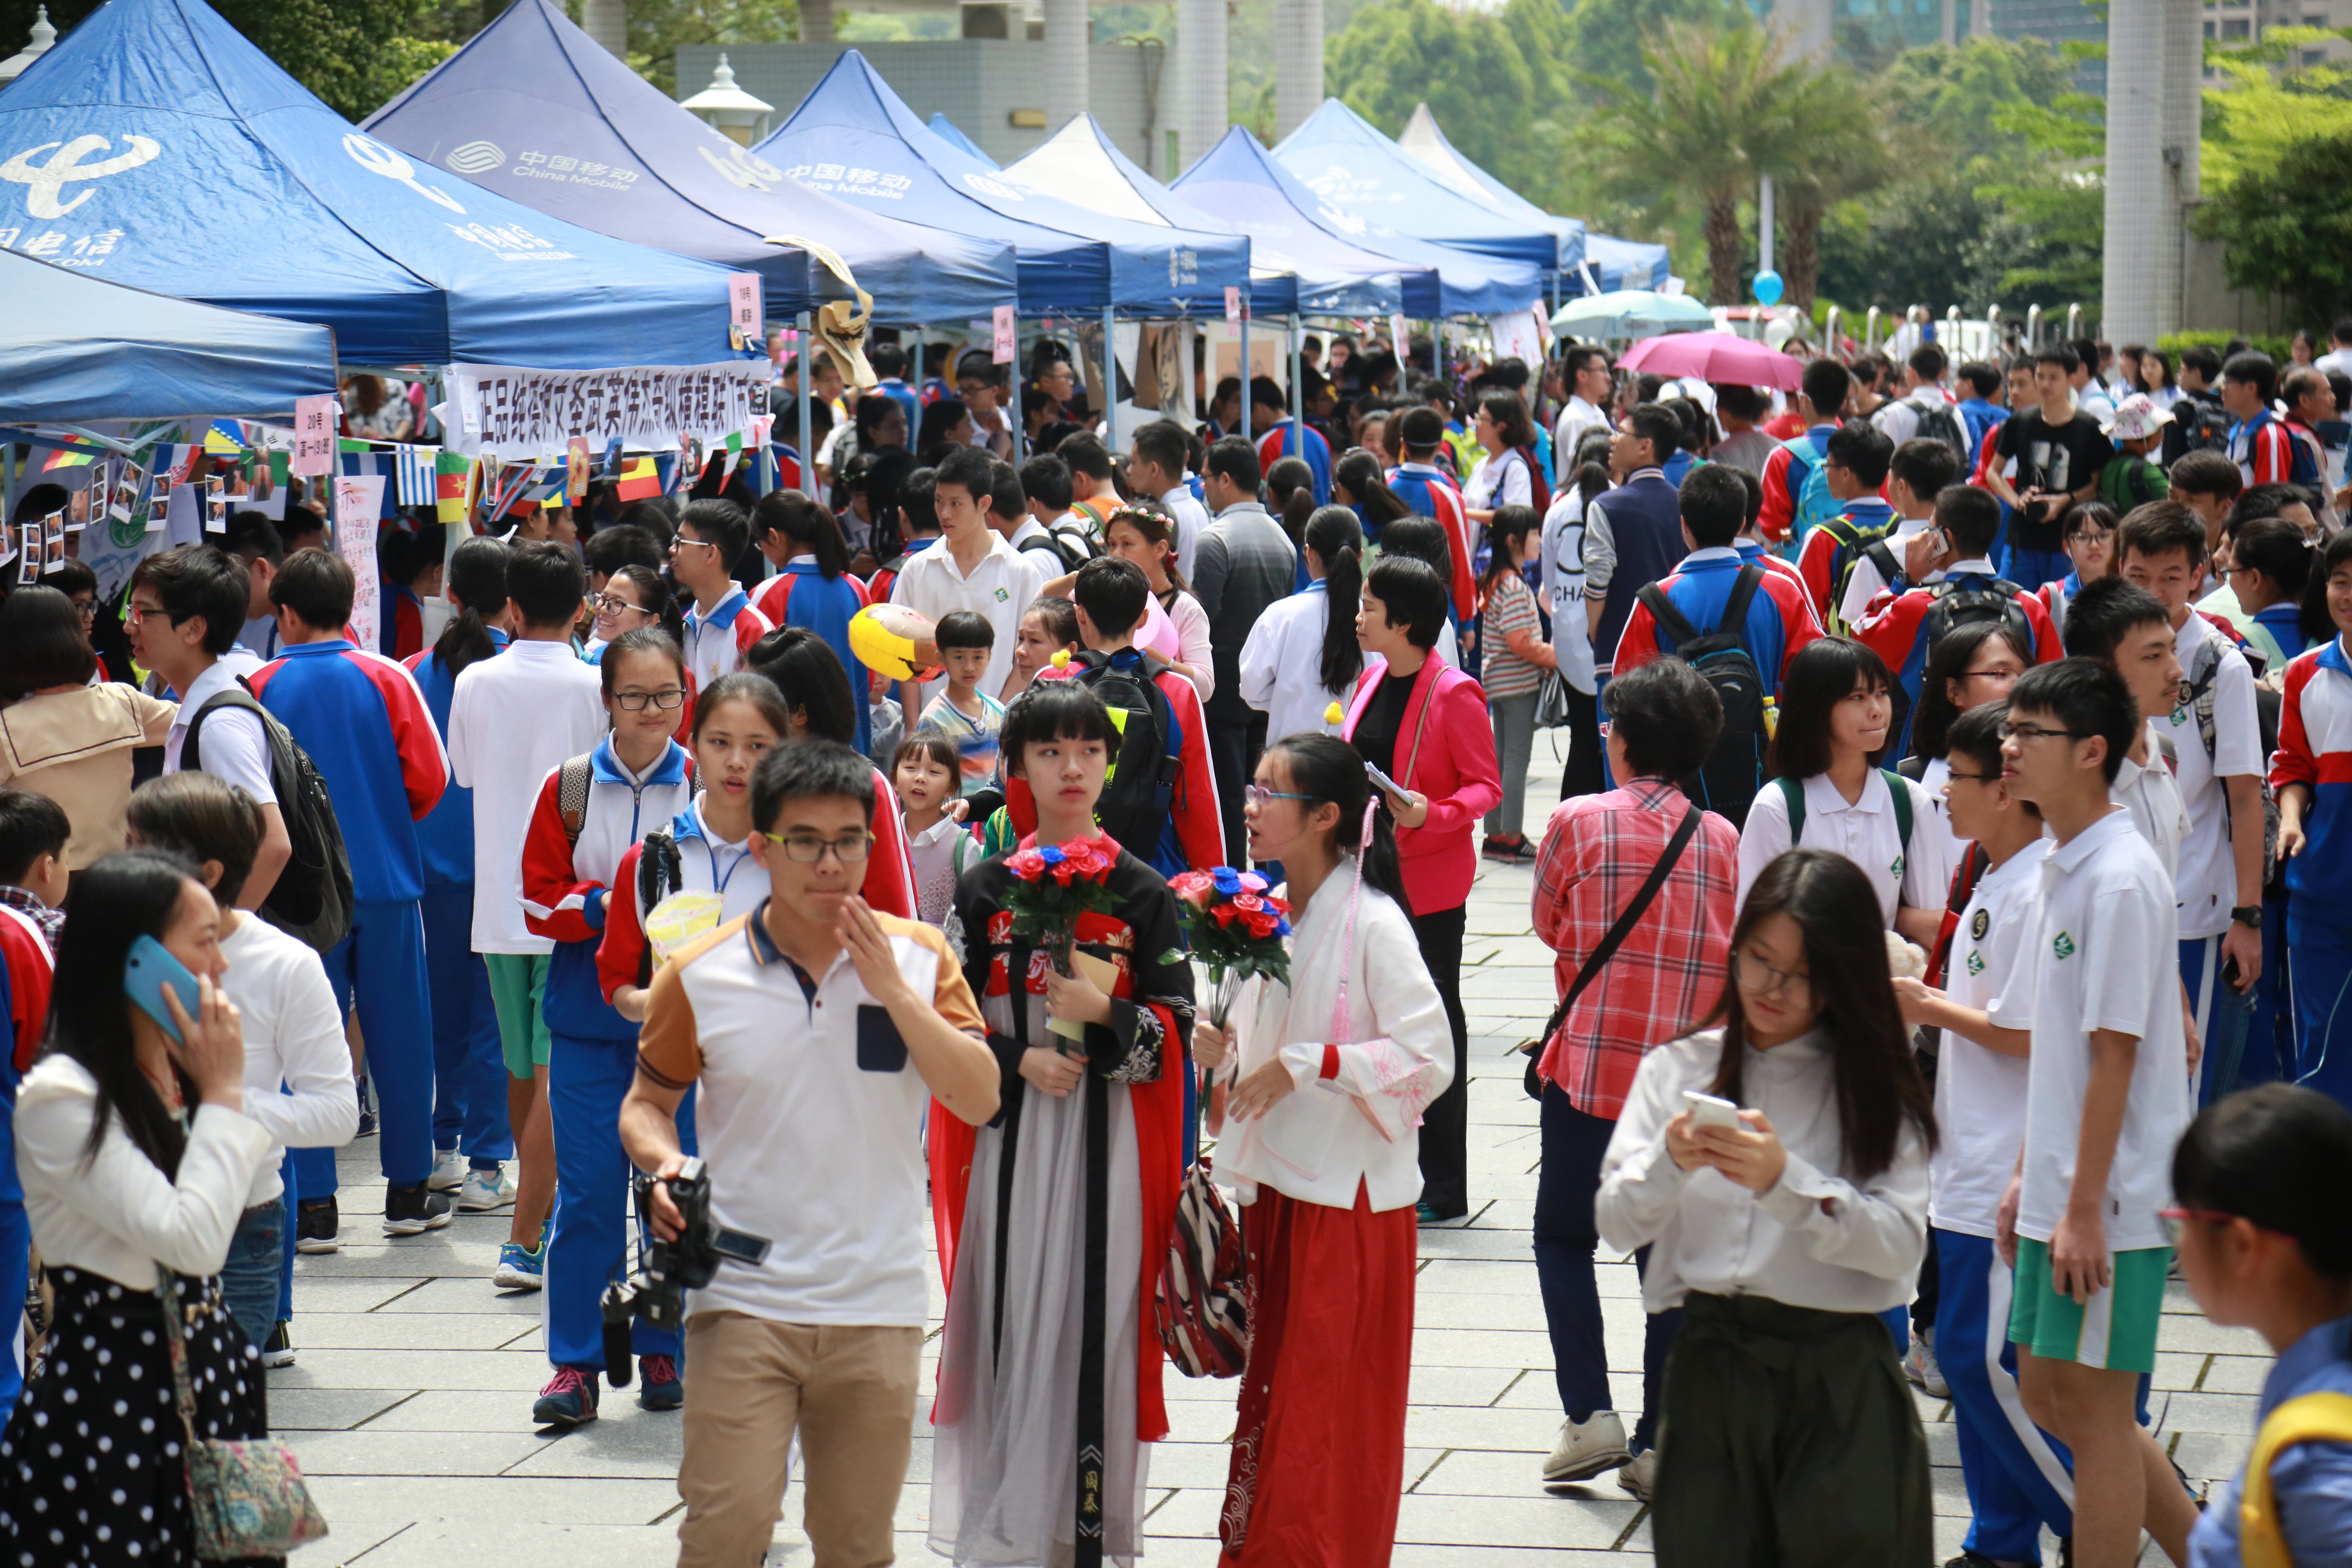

{"left": 929, "top": 681, "right": 1193, "bottom": 1568}
{"left": 513, "top": 626, "right": 698, "bottom": 1427}
{"left": 584, "top": 563, "right": 683, "bottom": 661}
{"left": 1902, "top": 619, "right": 2036, "bottom": 879}
{"left": 1597, "top": 847, "right": 1937, "bottom": 1566}
{"left": 2035, "top": 501, "right": 2120, "bottom": 641}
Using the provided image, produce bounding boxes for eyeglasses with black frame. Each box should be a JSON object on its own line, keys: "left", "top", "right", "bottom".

{"left": 611, "top": 688, "right": 686, "bottom": 712}
{"left": 1998, "top": 719, "right": 2084, "bottom": 744}
{"left": 760, "top": 829, "right": 875, "bottom": 864}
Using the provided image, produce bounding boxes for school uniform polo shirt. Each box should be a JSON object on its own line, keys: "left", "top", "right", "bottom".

{"left": 636, "top": 905, "right": 986, "bottom": 1328}
{"left": 2018, "top": 808, "right": 2188, "bottom": 1253}
{"left": 2110, "top": 718, "right": 2186, "bottom": 886}
{"left": 681, "top": 584, "right": 773, "bottom": 699}
{"left": 1931, "top": 841, "right": 2048, "bottom": 1239}
{"left": 165, "top": 659, "right": 276, "bottom": 809}
{"left": 2158, "top": 615, "right": 2262, "bottom": 940}
{"left": 889, "top": 530, "right": 1047, "bottom": 705}
{"left": 1735, "top": 769, "right": 1944, "bottom": 929}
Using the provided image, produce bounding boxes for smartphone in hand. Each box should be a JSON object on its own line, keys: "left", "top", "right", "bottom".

{"left": 125, "top": 935, "right": 201, "bottom": 1045}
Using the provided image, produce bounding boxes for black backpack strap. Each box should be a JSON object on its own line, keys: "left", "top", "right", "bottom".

{"left": 1530, "top": 802, "right": 1705, "bottom": 1068}
{"left": 1861, "top": 538, "right": 1902, "bottom": 585}
{"left": 1716, "top": 563, "right": 1766, "bottom": 641}
{"left": 179, "top": 687, "right": 267, "bottom": 777}
{"left": 1636, "top": 581, "right": 1702, "bottom": 648}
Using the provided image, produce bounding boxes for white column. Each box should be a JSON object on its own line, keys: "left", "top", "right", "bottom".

{"left": 1274, "top": 0, "right": 1323, "bottom": 144}
{"left": 1971, "top": 0, "right": 1991, "bottom": 39}
{"left": 581, "top": 0, "right": 627, "bottom": 58}
{"left": 2158, "top": 0, "right": 2203, "bottom": 339}
{"left": 1758, "top": 175, "right": 1775, "bottom": 276}
{"left": 2101, "top": 0, "right": 2165, "bottom": 345}
{"left": 1177, "top": 0, "right": 1228, "bottom": 176}
{"left": 1941, "top": 0, "right": 1958, "bottom": 46}
{"left": 1773, "top": 0, "right": 1833, "bottom": 61}
{"left": 1045, "top": 0, "right": 1088, "bottom": 131}
{"left": 802, "top": 0, "right": 833, "bottom": 42}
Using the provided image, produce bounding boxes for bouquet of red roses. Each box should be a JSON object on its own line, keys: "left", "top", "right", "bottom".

{"left": 1168, "top": 867, "right": 1293, "bottom": 1028}
{"left": 1003, "top": 838, "right": 1123, "bottom": 1042}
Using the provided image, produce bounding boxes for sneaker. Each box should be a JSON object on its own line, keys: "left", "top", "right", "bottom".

{"left": 1415, "top": 1200, "right": 1468, "bottom": 1225}
{"left": 638, "top": 1354, "right": 683, "bottom": 1412}
{"left": 1617, "top": 1447, "right": 1658, "bottom": 1503}
{"left": 427, "top": 1148, "right": 467, "bottom": 1192}
{"left": 531, "top": 1366, "right": 599, "bottom": 1428}
{"left": 260, "top": 1320, "right": 296, "bottom": 1368}
{"left": 354, "top": 1072, "right": 377, "bottom": 1138}
{"left": 1904, "top": 1327, "right": 1951, "bottom": 1400}
{"left": 457, "top": 1165, "right": 517, "bottom": 1212}
{"left": 294, "top": 1198, "right": 339, "bottom": 1255}
{"left": 1542, "top": 1411, "right": 1631, "bottom": 1483}
{"left": 382, "top": 1184, "right": 454, "bottom": 1236}
{"left": 493, "top": 1241, "right": 545, "bottom": 1292}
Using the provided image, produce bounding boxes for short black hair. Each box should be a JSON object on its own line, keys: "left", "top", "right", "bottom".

{"left": 1073, "top": 555, "right": 1150, "bottom": 640}
{"left": 2223, "top": 350, "right": 2279, "bottom": 404}
{"left": 130, "top": 545, "right": 249, "bottom": 657}
{"left": 1625, "top": 402, "right": 1682, "bottom": 466}
{"left": 1933, "top": 484, "right": 2002, "bottom": 559}
{"left": 1959, "top": 362, "right": 2002, "bottom": 399}
{"left": 1732, "top": 464, "right": 1763, "bottom": 530}
{"left": 0, "top": 788, "right": 69, "bottom": 886}
{"left": 2169, "top": 450, "right": 2245, "bottom": 501}
{"left": 2060, "top": 575, "right": 2170, "bottom": 662}
{"left": 1825, "top": 419, "right": 1893, "bottom": 489}
{"left": 868, "top": 341, "right": 907, "bottom": 379}
{"left": 1365, "top": 555, "right": 1449, "bottom": 649}
{"left": 269, "top": 547, "right": 354, "bottom": 631}
{"left": 1376, "top": 514, "right": 1452, "bottom": 578}
{"left": 1020, "top": 452, "right": 1074, "bottom": 514}
{"left": 586, "top": 524, "right": 664, "bottom": 579}
{"left": 1056, "top": 431, "right": 1113, "bottom": 483}
{"left": 125, "top": 771, "right": 263, "bottom": 907}
{"left": 1130, "top": 419, "right": 1188, "bottom": 481}
{"left": 1605, "top": 656, "right": 1722, "bottom": 780}
{"left": 1000, "top": 680, "right": 1120, "bottom": 777}
{"left": 677, "top": 497, "right": 749, "bottom": 566}
{"left": 2118, "top": 499, "right": 2207, "bottom": 568}
{"left": 2009, "top": 657, "right": 2136, "bottom": 783}
{"left": 749, "top": 737, "right": 875, "bottom": 834}
{"left": 1908, "top": 343, "right": 1947, "bottom": 383}
{"left": 2036, "top": 345, "right": 2077, "bottom": 376}
{"left": 1204, "top": 434, "right": 1262, "bottom": 492}
{"left": 934, "top": 609, "right": 996, "bottom": 652}
{"left": 1677, "top": 464, "right": 1747, "bottom": 549}
{"left": 900, "top": 466, "right": 939, "bottom": 535}
{"left": 1801, "top": 358, "right": 1851, "bottom": 421}
{"left": 1944, "top": 702, "right": 2038, "bottom": 820}
{"left": 1396, "top": 405, "right": 1446, "bottom": 451}
{"left": 2180, "top": 344, "right": 2223, "bottom": 383}
{"left": 220, "top": 510, "right": 284, "bottom": 566}
{"left": 507, "top": 540, "right": 585, "bottom": 629}
{"left": 988, "top": 458, "right": 1025, "bottom": 521}
{"left": 614, "top": 497, "right": 679, "bottom": 548}
{"left": 2174, "top": 1083, "right": 2352, "bottom": 1281}
{"left": 931, "top": 445, "right": 994, "bottom": 505}
{"left": 1889, "top": 437, "right": 1958, "bottom": 502}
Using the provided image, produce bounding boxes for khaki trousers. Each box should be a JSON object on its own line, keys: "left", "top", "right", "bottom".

{"left": 676, "top": 1312, "right": 923, "bottom": 1568}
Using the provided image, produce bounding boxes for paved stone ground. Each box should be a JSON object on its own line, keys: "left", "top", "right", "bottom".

{"left": 278, "top": 759, "right": 2267, "bottom": 1566}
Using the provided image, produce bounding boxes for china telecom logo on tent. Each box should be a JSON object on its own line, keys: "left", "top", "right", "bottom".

{"left": 0, "top": 134, "right": 162, "bottom": 218}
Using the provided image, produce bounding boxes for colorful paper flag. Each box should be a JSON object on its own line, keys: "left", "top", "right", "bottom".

{"left": 394, "top": 444, "right": 441, "bottom": 506}
{"left": 202, "top": 420, "right": 246, "bottom": 456}
{"left": 41, "top": 437, "right": 97, "bottom": 471}
{"left": 615, "top": 456, "right": 660, "bottom": 503}
{"left": 566, "top": 437, "right": 590, "bottom": 504}
{"left": 434, "top": 451, "right": 473, "bottom": 524}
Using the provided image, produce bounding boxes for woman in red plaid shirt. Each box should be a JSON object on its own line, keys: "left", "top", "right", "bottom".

{"left": 1528, "top": 656, "right": 1741, "bottom": 1499}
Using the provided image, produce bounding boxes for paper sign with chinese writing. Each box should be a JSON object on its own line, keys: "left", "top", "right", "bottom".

{"left": 1225, "top": 286, "right": 1243, "bottom": 325}
{"left": 336, "top": 474, "right": 385, "bottom": 653}
{"left": 437, "top": 362, "right": 771, "bottom": 459}
{"left": 292, "top": 396, "right": 339, "bottom": 477}
{"left": 729, "top": 273, "right": 762, "bottom": 342}
{"left": 993, "top": 305, "right": 1016, "bottom": 366}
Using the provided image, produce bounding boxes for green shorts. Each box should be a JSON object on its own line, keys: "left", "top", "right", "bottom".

{"left": 483, "top": 952, "right": 552, "bottom": 1078}
{"left": 2007, "top": 1235, "right": 2169, "bottom": 1374}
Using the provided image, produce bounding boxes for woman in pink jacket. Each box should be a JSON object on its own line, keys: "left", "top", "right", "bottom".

{"left": 1343, "top": 555, "right": 1503, "bottom": 1222}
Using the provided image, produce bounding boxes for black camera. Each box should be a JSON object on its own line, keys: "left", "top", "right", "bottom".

{"left": 599, "top": 1156, "right": 770, "bottom": 1386}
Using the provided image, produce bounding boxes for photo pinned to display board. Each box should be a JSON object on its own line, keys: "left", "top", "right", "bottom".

{"left": 66, "top": 484, "right": 90, "bottom": 530}
{"left": 42, "top": 512, "right": 64, "bottom": 557}
{"left": 41, "top": 523, "right": 64, "bottom": 572}
{"left": 109, "top": 460, "right": 145, "bottom": 522}
{"left": 205, "top": 477, "right": 229, "bottom": 533}
{"left": 152, "top": 474, "right": 173, "bottom": 510}
{"left": 16, "top": 528, "right": 36, "bottom": 585}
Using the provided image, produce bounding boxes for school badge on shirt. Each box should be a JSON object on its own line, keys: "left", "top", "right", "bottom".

{"left": 1971, "top": 908, "right": 1990, "bottom": 941}
{"left": 1966, "top": 949, "right": 1986, "bottom": 976}
{"left": 995, "top": 587, "right": 1010, "bottom": 602}
{"left": 1891, "top": 854, "right": 1906, "bottom": 881}
{"left": 2052, "top": 931, "right": 2076, "bottom": 960}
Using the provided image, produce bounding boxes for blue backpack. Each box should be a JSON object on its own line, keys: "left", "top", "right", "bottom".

{"left": 1785, "top": 435, "right": 1842, "bottom": 547}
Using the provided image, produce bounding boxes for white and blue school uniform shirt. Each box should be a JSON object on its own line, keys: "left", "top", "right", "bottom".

{"left": 681, "top": 584, "right": 769, "bottom": 699}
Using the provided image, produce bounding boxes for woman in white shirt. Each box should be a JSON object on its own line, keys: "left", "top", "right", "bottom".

{"left": 1238, "top": 506, "right": 1364, "bottom": 748}
{"left": 1464, "top": 390, "right": 1541, "bottom": 545}
{"left": 1738, "top": 636, "right": 1944, "bottom": 946}
{"left": 1192, "top": 733, "right": 1452, "bottom": 1568}
{"left": 1596, "top": 847, "right": 1936, "bottom": 1565}
{"left": 125, "top": 772, "right": 357, "bottom": 1363}
{"left": 2, "top": 851, "right": 279, "bottom": 1568}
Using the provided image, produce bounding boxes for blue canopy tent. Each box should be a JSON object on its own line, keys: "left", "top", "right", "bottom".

{"left": 1272, "top": 99, "right": 1564, "bottom": 283}
{"left": 1394, "top": 103, "right": 1588, "bottom": 299}
{"left": 0, "top": 247, "right": 336, "bottom": 424}
{"left": 1173, "top": 126, "right": 1535, "bottom": 320}
{"left": 753, "top": 51, "right": 1247, "bottom": 317}
{"left": 0, "top": 0, "right": 740, "bottom": 369}
{"left": 1585, "top": 234, "right": 1674, "bottom": 293}
{"left": 927, "top": 113, "right": 996, "bottom": 167}
{"left": 361, "top": 0, "right": 1017, "bottom": 326}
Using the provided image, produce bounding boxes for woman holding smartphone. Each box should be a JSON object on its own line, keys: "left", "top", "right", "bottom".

{"left": 1596, "top": 848, "right": 1936, "bottom": 1566}
{"left": 2, "top": 851, "right": 281, "bottom": 1568}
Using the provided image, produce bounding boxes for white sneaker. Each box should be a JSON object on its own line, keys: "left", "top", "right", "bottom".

{"left": 1617, "top": 1447, "right": 1659, "bottom": 1502}
{"left": 427, "top": 1148, "right": 468, "bottom": 1193}
{"left": 458, "top": 1165, "right": 517, "bottom": 1212}
{"left": 1542, "top": 1410, "right": 1631, "bottom": 1483}
{"left": 1904, "top": 1327, "right": 1951, "bottom": 1399}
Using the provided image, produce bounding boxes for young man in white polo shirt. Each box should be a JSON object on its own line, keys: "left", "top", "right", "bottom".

{"left": 1129, "top": 418, "right": 1212, "bottom": 584}
{"left": 621, "top": 740, "right": 1000, "bottom": 1568}
{"left": 1997, "top": 659, "right": 2198, "bottom": 1568}
{"left": 891, "top": 445, "right": 1047, "bottom": 724}
{"left": 2118, "top": 505, "right": 2266, "bottom": 1107}
{"left": 2058, "top": 577, "right": 2189, "bottom": 882}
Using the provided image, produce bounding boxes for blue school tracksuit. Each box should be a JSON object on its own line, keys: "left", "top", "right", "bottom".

{"left": 0, "top": 904, "right": 51, "bottom": 1415}
{"left": 252, "top": 641, "right": 449, "bottom": 1200}
{"left": 2274, "top": 639, "right": 2352, "bottom": 1112}
{"left": 1937, "top": 1231, "right": 2077, "bottom": 1561}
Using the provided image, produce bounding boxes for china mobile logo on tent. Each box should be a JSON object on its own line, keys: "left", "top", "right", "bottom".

{"left": 445, "top": 141, "right": 505, "bottom": 176}
{"left": 0, "top": 134, "right": 162, "bottom": 218}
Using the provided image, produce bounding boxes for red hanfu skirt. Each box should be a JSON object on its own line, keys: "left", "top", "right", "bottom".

{"left": 1218, "top": 1180, "right": 1417, "bottom": 1567}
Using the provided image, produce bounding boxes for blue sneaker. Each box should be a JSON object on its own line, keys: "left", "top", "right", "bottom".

{"left": 531, "top": 1365, "right": 598, "bottom": 1428}
{"left": 493, "top": 1241, "right": 544, "bottom": 1292}
{"left": 638, "top": 1354, "right": 683, "bottom": 1412}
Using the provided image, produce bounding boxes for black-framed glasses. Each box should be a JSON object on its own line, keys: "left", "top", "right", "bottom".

{"left": 1944, "top": 769, "right": 2000, "bottom": 785}
{"left": 1961, "top": 666, "right": 2023, "bottom": 686}
{"left": 1732, "top": 950, "right": 1811, "bottom": 998}
{"left": 1998, "top": 720, "right": 2083, "bottom": 744}
{"left": 760, "top": 829, "right": 875, "bottom": 863}
{"left": 592, "top": 592, "right": 650, "bottom": 615}
{"left": 611, "top": 688, "right": 686, "bottom": 712}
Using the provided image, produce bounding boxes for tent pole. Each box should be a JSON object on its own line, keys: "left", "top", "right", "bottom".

{"left": 1008, "top": 324, "right": 1024, "bottom": 465}
{"left": 797, "top": 312, "right": 813, "bottom": 497}
{"left": 1289, "top": 318, "right": 1302, "bottom": 460}
{"left": 915, "top": 325, "right": 926, "bottom": 396}
{"left": 1103, "top": 305, "right": 1117, "bottom": 451}
{"left": 2, "top": 440, "right": 14, "bottom": 533}
{"left": 1239, "top": 307, "right": 1250, "bottom": 444}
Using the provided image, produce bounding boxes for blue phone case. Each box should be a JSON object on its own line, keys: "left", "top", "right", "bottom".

{"left": 125, "top": 935, "right": 201, "bottom": 1045}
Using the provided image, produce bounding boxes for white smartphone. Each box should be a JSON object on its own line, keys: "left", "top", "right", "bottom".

{"left": 1682, "top": 1090, "right": 1744, "bottom": 1130}
{"left": 1364, "top": 760, "right": 1408, "bottom": 801}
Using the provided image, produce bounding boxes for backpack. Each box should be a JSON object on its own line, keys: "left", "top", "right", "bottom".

{"left": 2098, "top": 454, "right": 2169, "bottom": 513}
{"left": 1071, "top": 651, "right": 1182, "bottom": 862}
{"left": 2183, "top": 634, "right": 2283, "bottom": 889}
{"left": 2174, "top": 395, "right": 2232, "bottom": 459}
{"left": 1813, "top": 510, "right": 1902, "bottom": 635}
{"left": 1783, "top": 435, "right": 1843, "bottom": 546}
{"left": 1908, "top": 394, "right": 1970, "bottom": 465}
{"left": 181, "top": 687, "right": 353, "bottom": 953}
{"left": 1634, "top": 564, "right": 1770, "bottom": 827}
{"left": 1036, "top": 519, "right": 1100, "bottom": 575}
{"left": 1777, "top": 770, "right": 1915, "bottom": 869}
{"left": 1886, "top": 575, "right": 2036, "bottom": 753}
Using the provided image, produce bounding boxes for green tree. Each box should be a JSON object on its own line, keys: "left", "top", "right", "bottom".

{"left": 2195, "top": 129, "right": 2352, "bottom": 327}
{"left": 1774, "top": 62, "right": 1893, "bottom": 313}
{"left": 1555, "top": 0, "right": 1750, "bottom": 98}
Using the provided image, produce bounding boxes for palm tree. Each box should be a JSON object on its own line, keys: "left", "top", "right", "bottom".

{"left": 1772, "top": 62, "right": 1897, "bottom": 312}
{"left": 1585, "top": 20, "right": 1809, "bottom": 305}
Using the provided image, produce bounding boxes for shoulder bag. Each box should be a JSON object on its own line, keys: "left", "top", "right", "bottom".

{"left": 157, "top": 1269, "right": 329, "bottom": 1557}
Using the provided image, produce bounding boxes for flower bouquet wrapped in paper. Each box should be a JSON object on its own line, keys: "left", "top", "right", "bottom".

{"left": 1168, "top": 866, "right": 1293, "bottom": 1028}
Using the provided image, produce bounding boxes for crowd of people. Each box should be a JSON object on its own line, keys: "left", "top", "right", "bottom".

{"left": 0, "top": 317, "right": 2345, "bottom": 1567}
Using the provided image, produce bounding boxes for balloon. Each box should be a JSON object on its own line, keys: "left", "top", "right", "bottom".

{"left": 847, "top": 602, "right": 941, "bottom": 682}
{"left": 1136, "top": 592, "right": 1181, "bottom": 661}
{"left": 1752, "top": 270, "right": 1784, "bottom": 307}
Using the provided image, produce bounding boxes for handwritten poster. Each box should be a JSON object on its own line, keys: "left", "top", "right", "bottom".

{"left": 336, "top": 474, "right": 385, "bottom": 653}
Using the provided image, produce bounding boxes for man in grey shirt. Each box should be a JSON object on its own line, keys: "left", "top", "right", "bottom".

{"left": 1194, "top": 434, "right": 1302, "bottom": 863}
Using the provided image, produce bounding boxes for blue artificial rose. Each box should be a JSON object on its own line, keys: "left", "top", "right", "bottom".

{"left": 1038, "top": 846, "right": 1067, "bottom": 865}
{"left": 1211, "top": 867, "right": 1243, "bottom": 894}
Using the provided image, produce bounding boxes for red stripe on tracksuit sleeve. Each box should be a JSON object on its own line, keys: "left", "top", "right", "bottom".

{"left": 2274, "top": 656, "right": 2323, "bottom": 791}
{"left": 862, "top": 770, "right": 917, "bottom": 919}
{"left": 1163, "top": 673, "right": 1226, "bottom": 871}
{"left": 348, "top": 649, "right": 450, "bottom": 822}
{"left": 520, "top": 770, "right": 605, "bottom": 946}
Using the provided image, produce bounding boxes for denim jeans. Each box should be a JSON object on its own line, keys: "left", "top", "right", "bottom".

{"left": 220, "top": 1197, "right": 285, "bottom": 1352}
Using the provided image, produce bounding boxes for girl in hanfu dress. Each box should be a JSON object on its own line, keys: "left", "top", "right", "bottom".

{"left": 1193, "top": 732, "right": 1454, "bottom": 1568}
{"left": 929, "top": 681, "right": 1194, "bottom": 1568}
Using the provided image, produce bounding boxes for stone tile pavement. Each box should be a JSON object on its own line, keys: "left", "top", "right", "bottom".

{"left": 279, "top": 829, "right": 2265, "bottom": 1565}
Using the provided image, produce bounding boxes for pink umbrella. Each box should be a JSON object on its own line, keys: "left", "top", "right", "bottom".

{"left": 1620, "top": 331, "right": 1804, "bottom": 392}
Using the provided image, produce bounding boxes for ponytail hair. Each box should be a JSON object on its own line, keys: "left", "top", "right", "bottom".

{"left": 1263, "top": 733, "right": 1410, "bottom": 916}
{"left": 1479, "top": 504, "right": 1541, "bottom": 597}
{"left": 434, "top": 536, "right": 508, "bottom": 681}
{"left": 753, "top": 489, "right": 850, "bottom": 580}
{"left": 1303, "top": 504, "right": 1364, "bottom": 697}
{"left": 609, "top": 563, "right": 685, "bottom": 648}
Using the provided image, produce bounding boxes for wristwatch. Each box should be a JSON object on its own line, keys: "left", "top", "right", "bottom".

{"left": 2230, "top": 905, "right": 2264, "bottom": 930}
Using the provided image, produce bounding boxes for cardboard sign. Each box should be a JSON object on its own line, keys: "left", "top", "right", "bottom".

{"left": 728, "top": 273, "right": 763, "bottom": 352}
{"left": 292, "top": 396, "right": 339, "bottom": 478}
{"left": 1225, "top": 285, "right": 1244, "bottom": 325}
{"left": 993, "top": 305, "right": 1016, "bottom": 366}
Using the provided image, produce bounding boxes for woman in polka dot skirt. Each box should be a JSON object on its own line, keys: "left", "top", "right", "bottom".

{"left": 2, "top": 852, "right": 283, "bottom": 1566}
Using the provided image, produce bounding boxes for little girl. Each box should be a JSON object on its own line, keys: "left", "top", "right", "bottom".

{"left": 895, "top": 733, "right": 975, "bottom": 938}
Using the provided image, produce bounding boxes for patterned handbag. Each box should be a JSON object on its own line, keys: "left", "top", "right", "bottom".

{"left": 156, "top": 1270, "right": 330, "bottom": 1558}
{"left": 1154, "top": 1149, "right": 1250, "bottom": 1379}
